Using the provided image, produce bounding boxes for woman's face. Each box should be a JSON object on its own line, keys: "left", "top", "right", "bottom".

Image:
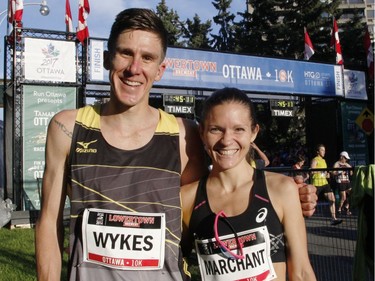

{"left": 200, "top": 102, "right": 258, "bottom": 171}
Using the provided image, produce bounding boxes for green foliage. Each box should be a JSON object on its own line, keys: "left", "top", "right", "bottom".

{"left": 183, "top": 14, "right": 213, "bottom": 49}
{"left": 211, "top": 0, "right": 237, "bottom": 51}
{"left": 156, "top": 0, "right": 185, "bottom": 47}
{"left": 340, "top": 11, "right": 367, "bottom": 70}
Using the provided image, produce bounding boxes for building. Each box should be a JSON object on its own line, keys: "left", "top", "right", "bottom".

{"left": 338, "top": 0, "right": 374, "bottom": 39}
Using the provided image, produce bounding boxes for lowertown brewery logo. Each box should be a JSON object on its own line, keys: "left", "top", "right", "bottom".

{"left": 76, "top": 140, "right": 98, "bottom": 153}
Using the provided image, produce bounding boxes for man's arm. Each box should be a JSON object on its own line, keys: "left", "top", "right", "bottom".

{"left": 35, "top": 110, "right": 76, "bottom": 281}
{"left": 178, "top": 118, "right": 208, "bottom": 186}
{"left": 251, "top": 142, "right": 270, "bottom": 167}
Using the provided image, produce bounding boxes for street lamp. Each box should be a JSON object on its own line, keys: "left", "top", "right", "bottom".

{"left": 0, "top": 0, "right": 51, "bottom": 29}
{"left": 39, "top": 0, "right": 50, "bottom": 16}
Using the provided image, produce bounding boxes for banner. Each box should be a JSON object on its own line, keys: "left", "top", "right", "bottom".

{"left": 90, "top": 40, "right": 104, "bottom": 81}
{"left": 89, "top": 40, "right": 345, "bottom": 97}
{"left": 24, "top": 38, "right": 76, "bottom": 82}
{"left": 22, "top": 85, "right": 76, "bottom": 210}
{"left": 344, "top": 69, "right": 368, "bottom": 100}
{"left": 340, "top": 102, "right": 369, "bottom": 166}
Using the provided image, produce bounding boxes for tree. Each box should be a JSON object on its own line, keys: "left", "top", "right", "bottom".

{"left": 340, "top": 11, "right": 367, "bottom": 70}
{"left": 155, "top": 0, "right": 185, "bottom": 47}
{"left": 235, "top": 0, "right": 341, "bottom": 61}
{"left": 183, "top": 14, "right": 213, "bottom": 49}
{"left": 211, "top": 0, "right": 237, "bottom": 51}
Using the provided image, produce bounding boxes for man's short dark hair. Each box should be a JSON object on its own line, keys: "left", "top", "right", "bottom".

{"left": 108, "top": 8, "right": 168, "bottom": 60}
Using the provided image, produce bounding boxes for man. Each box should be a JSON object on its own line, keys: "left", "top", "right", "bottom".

{"left": 311, "top": 144, "right": 342, "bottom": 226}
{"left": 35, "top": 8, "right": 317, "bottom": 281}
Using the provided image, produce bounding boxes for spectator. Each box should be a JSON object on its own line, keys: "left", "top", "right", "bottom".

{"left": 311, "top": 144, "right": 342, "bottom": 225}
{"left": 247, "top": 142, "right": 270, "bottom": 169}
{"left": 292, "top": 154, "right": 309, "bottom": 183}
{"left": 333, "top": 151, "right": 353, "bottom": 215}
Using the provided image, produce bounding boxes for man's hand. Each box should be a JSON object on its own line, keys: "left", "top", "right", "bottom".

{"left": 297, "top": 183, "right": 317, "bottom": 217}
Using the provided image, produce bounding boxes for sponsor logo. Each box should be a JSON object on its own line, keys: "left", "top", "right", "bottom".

{"left": 76, "top": 140, "right": 98, "bottom": 153}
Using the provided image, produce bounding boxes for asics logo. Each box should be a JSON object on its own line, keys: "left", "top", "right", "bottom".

{"left": 76, "top": 140, "right": 97, "bottom": 153}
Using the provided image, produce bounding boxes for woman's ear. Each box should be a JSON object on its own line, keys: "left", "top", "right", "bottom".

{"left": 250, "top": 124, "right": 260, "bottom": 143}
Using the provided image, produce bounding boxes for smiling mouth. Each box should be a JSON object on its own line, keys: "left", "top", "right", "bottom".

{"left": 217, "top": 149, "right": 238, "bottom": 156}
{"left": 124, "top": 79, "right": 142, "bottom": 87}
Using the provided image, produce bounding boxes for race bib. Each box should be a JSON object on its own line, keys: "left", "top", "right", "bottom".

{"left": 195, "top": 226, "right": 276, "bottom": 281}
{"left": 82, "top": 208, "right": 166, "bottom": 270}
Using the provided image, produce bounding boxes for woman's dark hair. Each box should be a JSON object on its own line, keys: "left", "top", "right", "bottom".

{"left": 107, "top": 8, "right": 168, "bottom": 60}
{"left": 295, "top": 154, "right": 305, "bottom": 163}
{"left": 200, "top": 87, "right": 258, "bottom": 130}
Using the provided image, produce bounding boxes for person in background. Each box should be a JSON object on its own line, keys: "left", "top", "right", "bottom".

{"left": 311, "top": 144, "right": 342, "bottom": 225}
{"left": 181, "top": 88, "right": 316, "bottom": 281}
{"left": 247, "top": 142, "right": 270, "bottom": 169}
{"left": 35, "top": 8, "right": 318, "bottom": 281}
{"left": 292, "top": 154, "right": 309, "bottom": 184}
{"left": 333, "top": 151, "right": 353, "bottom": 215}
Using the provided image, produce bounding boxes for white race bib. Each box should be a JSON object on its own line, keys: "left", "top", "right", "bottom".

{"left": 195, "top": 226, "right": 276, "bottom": 281}
{"left": 82, "top": 208, "right": 166, "bottom": 270}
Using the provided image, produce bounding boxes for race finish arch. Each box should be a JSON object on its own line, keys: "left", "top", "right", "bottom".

{"left": 88, "top": 38, "right": 369, "bottom": 167}
{"left": 89, "top": 39, "right": 346, "bottom": 97}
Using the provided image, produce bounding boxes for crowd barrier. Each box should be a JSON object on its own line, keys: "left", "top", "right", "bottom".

{"left": 270, "top": 165, "right": 374, "bottom": 281}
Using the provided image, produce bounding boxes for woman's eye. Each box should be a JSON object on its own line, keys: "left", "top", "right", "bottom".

{"left": 209, "top": 128, "right": 220, "bottom": 133}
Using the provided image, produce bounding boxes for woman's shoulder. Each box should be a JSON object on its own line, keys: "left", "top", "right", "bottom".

{"left": 264, "top": 171, "right": 298, "bottom": 195}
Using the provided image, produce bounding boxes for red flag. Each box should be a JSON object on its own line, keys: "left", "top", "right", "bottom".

{"left": 304, "top": 27, "right": 315, "bottom": 60}
{"left": 364, "top": 28, "right": 374, "bottom": 80}
{"left": 65, "top": 0, "right": 73, "bottom": 33}
{"left": 330, "top": 19, "right": 343, "bottom": 65}
{"left": 77, "top": 0, "right": 90, "bottom": 44}
{"left": 8, "top": 0, "right": 23, "bottom": 23}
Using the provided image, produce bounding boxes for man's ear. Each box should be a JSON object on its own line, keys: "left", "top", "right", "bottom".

{"left": 103, "top": 50, "right": 111, "bottom": 70}
{"left": 154, "top": 62, "right": 166, "bottom": 82}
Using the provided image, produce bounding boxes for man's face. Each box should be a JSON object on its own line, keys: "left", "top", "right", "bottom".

{"left": 106, "top": 30, "right": 166, "bottom": 107}
{"left": 318, "top": 146, "right": 326, "bottom": 158}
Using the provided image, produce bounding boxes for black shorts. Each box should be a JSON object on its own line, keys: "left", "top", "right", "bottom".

{"left": 337, "top": 182, "right": 351, "bottom": 192}
{"left": 316, "top": 184, "right": 333, "bottom": 198}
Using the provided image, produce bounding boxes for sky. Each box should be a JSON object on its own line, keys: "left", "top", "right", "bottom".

{"left": 0, "top": 0, "right": 248, "bottom": 77}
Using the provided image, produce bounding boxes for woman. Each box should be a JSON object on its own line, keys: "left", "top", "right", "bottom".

{"left": 181, "top": 88, "right": 316, "bottom": 281}
{"left": 292, "top": 154, "right": 310, "bottom": 184}
{"left": 333, "top": 151, "right": 352, "bottom": 215}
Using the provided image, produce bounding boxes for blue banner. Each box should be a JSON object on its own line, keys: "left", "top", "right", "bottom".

{"left": 156, "top": 47, "right": 344, "bottom": 97}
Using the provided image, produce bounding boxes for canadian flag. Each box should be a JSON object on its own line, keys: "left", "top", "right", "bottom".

{"left": 364, "top": 28, "right": 374, "bottom": 80}
{"left": 8, "top": 0, "right": 23, "bottom": 23}
{"left": 304, "top": 27, "right": 315, "bottom": 60}
{"left": 65, "top": 0, "right": 73, "bottom": 33}
{"left": 330, "top": 19, "right": 343, "bottom": 65}
{"left": 77, "top": 0, "right": 90, "bottom": 44}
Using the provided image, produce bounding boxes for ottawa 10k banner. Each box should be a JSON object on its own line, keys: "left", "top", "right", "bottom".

{"left": 88, "top": 39, "right": 361, "bottom": 99}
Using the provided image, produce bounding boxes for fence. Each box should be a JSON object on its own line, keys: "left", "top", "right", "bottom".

{"left": 275, "top": 166, "right": 373, "bottom": 281}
